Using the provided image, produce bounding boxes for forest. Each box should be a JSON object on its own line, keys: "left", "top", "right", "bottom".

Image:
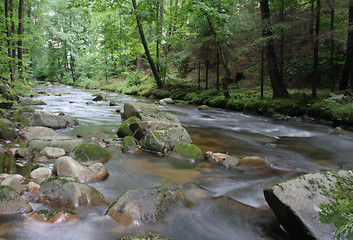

{"left": 1, "top": 0, "right": 353, "bottom": 126}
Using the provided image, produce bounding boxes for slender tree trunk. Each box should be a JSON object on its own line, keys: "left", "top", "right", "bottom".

{"left": 205, "top": 47, "right": 209, "bottom": 90}
{"left": 328, "top": 0, "right": 335, "bottom": 91}
{"left": 340, "top": 0, "right": 353, "bottom": 90}
{"left": 132, "top": 0, "right": 163, "bottom": 89}
{"left": 260, "top": 0, "right": 288, "bottom": 99}
{"left": 70, "top": 54, "right": 77, "bottom": 83}
{"left": 312, "top": 0, "right": 321, "bottom": 97}
{"left": 261, "top": 46, "right": 264, "bottom": 98}
{"left": 18, "top": 0, "right": 24, "bottom": 75}
{"left": 280, "top": 0, "right": 284, "bottom": 80}
{"left": 206, "top": 15, "right": 230, "bottom": 99}
{"left": 9, "top": 0, "right": 16, "bottom": 81}
{"left": 216, "top": 49, "right": 220, "bottom": 90}
{"left": 198, "top": 63, "right": 201, "bottom": 91}
{"left": 5, "top": 0, "right": 11, "bottom": 59}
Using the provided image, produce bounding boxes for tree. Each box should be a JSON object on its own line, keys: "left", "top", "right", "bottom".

{"left": 131, "top": 0, "right": 163, "bottom": 89}
{"left": 18, "top": 0, "right": 24, "bottom": 75}
{"left": 340, "top": 0, "right": 353, "bottom": 90}
{"left": 260, "top": 0, "right": 288, "bottom": 98}
{"left": 312, "top": 0, "right": 321, "bottom": 97}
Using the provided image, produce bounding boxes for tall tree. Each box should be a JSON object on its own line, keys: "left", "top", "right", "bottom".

{"left": 312, "top": 0, "right": 321, "bottom": 97}
{"left": 260, "top": 0, "right": 288, "bottom": 98}
{"left": 340, "top": 0, "right": 353, "bottom": 90}
{"left": 131, "top": 0, "right": 163, "bottom": 89}
{"left": 18, "top": 0, "right": 24, "bottom": 75}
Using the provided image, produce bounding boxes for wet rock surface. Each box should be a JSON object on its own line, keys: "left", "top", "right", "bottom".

{"left": 29, "top": 112, "right": 79, "bottom": 129}
{"left": 0, "top": 186, "right": 32, "bottom": 214}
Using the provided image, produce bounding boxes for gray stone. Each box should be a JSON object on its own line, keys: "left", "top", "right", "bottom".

{"left": 54, "top": 156, "right": 109, "bottom": 183}
{"left": 38, "top": 176, "right": 106, "bottom": 208}
{"left": 122, "top": 136, "right": 139, "bottom": 154}
{"left": 28, "top": 181, "right": 40, "bottom": 194}
{"left": 0, "top": 186, "right": 32, "bottom": 214}
{"left": 106, "top": 182, "right": 193, "bottom": 226}
{"left": 121, "top": 101, "right": 180, "bottom": 124}
{"left": 30, "top": 167, "right": 52, "bottom": 180}
{"left": 19, "top": 126, "right": 70, "bottom": 140}
{"left": 197, "top": 105, "right": 211, "bottom": 110}
{"left": 264, "top": 171, "right": 348, "bottom": 240}
{"left": 29, "top": 113, "right": 79, "bottom": 129}
{"left": 39, "top": 147, "right": 66, "bottom": 159}
{"left": 27, "top": 139, "right": 84, "bottom": 153}
{"left": 205, "top": 151, "right": 240, "bottom": 168}
{"left": 159, "top": 98, "right": 174, "bottom": 105}
{"left": 0, "top": 175, "right": 24, "bottom": 195}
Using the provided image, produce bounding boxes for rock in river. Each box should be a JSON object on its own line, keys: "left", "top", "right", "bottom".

{"left": 38, "top": 176, "right": 106, "bottom": 208}
{"left": 54, "top": 156, "right": 109, "bottom": 183}
{"left": 106, "top": 182, "right": 193, "bottom": 226}
{"left": 29, "top": 112, "right": 79, "bottom": 129}
{"left": 0, "top": 185, "right": 32, "bottom": 214}
{"left": 263, "top": 170, "right": 353, "bottom": 240}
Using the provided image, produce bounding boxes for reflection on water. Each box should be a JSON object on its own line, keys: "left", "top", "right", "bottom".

{"left": 2, "top": 83, "right": 352, "bottom": 239}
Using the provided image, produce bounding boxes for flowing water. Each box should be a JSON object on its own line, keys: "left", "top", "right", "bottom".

{"left": 2, "top": 83, "right": 353, "bottom": 240}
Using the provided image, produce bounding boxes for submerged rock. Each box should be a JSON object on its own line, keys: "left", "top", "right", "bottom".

{"left": 121, "top": 232, "right": 171, "bottom": 240}
{"left": 38, "top": 176, "right": 106, "bottom": 208}
{"left": 106, "top": 182, "right": 193, "bottom": 226}
{"left": 71, "top": 143, "right": 113, "bottom": 163}
{"left": 121, "top": 101, "right": 180, "bottom": 124}
{"left": 263, "top": 170, "right": 351, "bottom": 240}
{"left": 206, "top": 151, "right": 240, "bottom": 168}
{"left": 28, "top": 209, "right": 78, "bottom": 224}
{"left": 54, "top": 156, "right": 108, "bottom": 183}
{"left": 29, "top": 112, "right": 78, "bottom": 129}
{"left": 0, "top": 185, "right": 32, "bottom": 214}
{"left": 170, "top": 142, "right": 203, "bottom": 162}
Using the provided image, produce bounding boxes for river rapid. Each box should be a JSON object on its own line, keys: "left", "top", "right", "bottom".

{"left": 1, "top": 82, "right": 353, "bottom": 240}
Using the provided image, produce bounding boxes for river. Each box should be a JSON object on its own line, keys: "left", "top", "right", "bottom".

{"left": 2, "top": 82, "right": 353, "bottom": 240}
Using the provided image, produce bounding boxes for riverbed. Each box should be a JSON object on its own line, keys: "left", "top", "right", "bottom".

{"left": 2, "top": 82, "right": 353, "bottom": 240}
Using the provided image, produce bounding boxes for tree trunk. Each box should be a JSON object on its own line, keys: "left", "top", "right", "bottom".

{"left": 216, "top": 49, "right": 220, "bottom": 90}
{"left": 279, "top": 0, "right": 284, "bottom": 80}
{"left": 261, "top": 46, "right": 264, "bottom": 98}
{"left": 206, "top": 15, "right": 230, "bottom": 99}
{"left": 205, "top": 47, "right": 209, "bottom": 90}
{"left": 340, "top": 0, "right": 353, "bottom": 90}
{"left": 18, "top": 0, "right": 24, "bottom": 75}
{"left": 70, "top": 54, "right": 77, "bottom": 83}
{"left": 132, "top": 0, "right": 163, "bottom": 89}
{"left": 198, "top": 63, "right": 201, "bottom": 91}
{"left": 312, "top": 0, "right": 321, "bottom": 97}
{"left": 328, "top": 0, "right": 335, "bottom": 91}
{"left": 8, "top": 0, "right": 15, "bottom": 81}
{"left": 260, "top": 0, "right": 288, "bottom": 99}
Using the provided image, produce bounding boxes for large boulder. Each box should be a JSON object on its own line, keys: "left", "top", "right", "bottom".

{"left": 54, "top": 156, "right": 108, "bottom": 183}
{"left": 0, "top": 174, "right": 24, "bottom": 194}
{"left": 122, "top": 136, "right": 139, "bottom": 154}
{"left": 105, "top": 182, "right": 193, "bottom": 226}
{"left": 0, "top": 186, "right": 32, "bottom": 214}
{"left": 0, "top": 118, "right": 17, "bottom": 139}
{"left": 130, "top": 121, "right": 192, "bottom": 152}
{"left": 263, "top": 170, "right": 351, "bottom": 240}
{"left": 117, "top": 116, "right": 140, "bottom": 138}
{"left": 38, "top": 176, "right": 106, "bottom": 208}
{"left": 19, "top": 126, "right": 70, "bottom": 140}
{"left": 29, "top": 112, "right": 79, "bottom": 129}
{"left": 121, "top": 101, "right": 180, "bottom": 124}
{"left": 27, "top": 139, "right": 84, "bottom": 153}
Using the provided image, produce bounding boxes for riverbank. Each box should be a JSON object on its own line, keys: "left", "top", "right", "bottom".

{"left": 73, "top": 76, "right": 353, "bottom": 130}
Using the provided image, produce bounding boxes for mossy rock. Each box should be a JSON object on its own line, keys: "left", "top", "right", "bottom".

{"left": 0, "top": 153, "right": 17, "bottom": 174}
{"left": 0, "top": 185, "right": 33, "bottom": 214}
{"left": 122, "top": 232, "right": 171, "bottom": 240}
{"left": 328, "top": 127, "right": 348, "bottom": 135}
{"left": 0, "top": 118, "right": 17, "bottom": 140}
{"left": 170, "top": 142, "right": 203, "bottom": 162}
{"left": 29, "top": 209, "right": 78, "bottom": 223}
{"left": 18, "top": 106, "right": 35, "bottom": 113}
{"left": 139, "top": 130, "right": 167, "bottom": 153}
{"left": 20, "top": 99, "right": 46, "bottom": 106}
{"left": 72, "top": 143, "right": 113, "bottom": 163}
{"left": 117, "top": 116, "right": 141, "bottom": 138}
{"left": 122, "top": 136, "right": 139, "bottom": 154}
{"left": 197, "top": 105, "right": 211, "bottom": 111}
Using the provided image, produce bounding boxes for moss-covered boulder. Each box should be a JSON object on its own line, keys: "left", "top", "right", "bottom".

{"left": 28, "top": 209, "right": 78, "bottom": 224}
{"left": 54, "top": 156, "right": 109, "bottom": 183}
{"left": 0, "top": 185, "right": 32, "bottom": 215}
{"left": 72, "top": 143, "right": 113, "bottom": 163}
{"left": 105, "top": 182, "right": 193, "bottom": 226}
{"left": 170, "top": 142, "right": 203, "bottom": 162}
{"left": 121, "top": 101, "right": 180, "bottom": 124}
{"left": 263, "top": 170, "right": 353, "bottom": 240}
{"left": 139, "top": 130, "right": 167, "bottom": 153}
{"left": 0, "top": 174, "right": 24, "bottom": 194}
{"left": 117, "top": 116, "right": 141, "bottom": 138}
{"left": 197, "top": 105, "right": 211, "bottom": 110}
{"left": 20, "top": 99, "right": 46, "bottom": 106}
{"left": 328, "top": 127, "right": 347, "bottom": 135}
{"left": 27, "top": 139, "right": 84, "bottom": 153}
{"left": 0, "top": 118, "right": 17, "bottom": 139}
{"left": 0, "top": 153, "right": 17, "bottom": 173}
{"left": 122, "top": 232, "right": 171, "bottom": 240}
{"left": 38, "top": 176, "right": 106, "bottom": 208}
{"left": 122, "top": 136, "right": 139, "bottom": 154}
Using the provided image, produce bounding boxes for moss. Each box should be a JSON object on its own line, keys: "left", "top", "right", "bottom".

{"left": 171, "top": 142, "right": 203, "bottom": 161}
{"left": 122, "top": 232, "right": 171, "bottom": 240}
{"left": 0, "top": 153, "right": 17, "bottom": 174}
{"left": 73, "top": 143, "right": 113, "bottom": 162}
{"left": 20, "top": 99, "right": 46, "bottom": 106}
{"left": 35, "top": 209, "right": 77, "bottom": 220}
{"left": 117, "top": 116, "right": 140, "bottom": 138}
{"left": 44, "top": 176, "right": 79, "bottom": 184}
{"left": 0, "top": 118, "right": 17, "bottom": 140}
{"left": 122, "top": 136, "right": 138, "bottom": 153}
{"left": 0, "top": 185, "right": 17, "bottom": 202}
